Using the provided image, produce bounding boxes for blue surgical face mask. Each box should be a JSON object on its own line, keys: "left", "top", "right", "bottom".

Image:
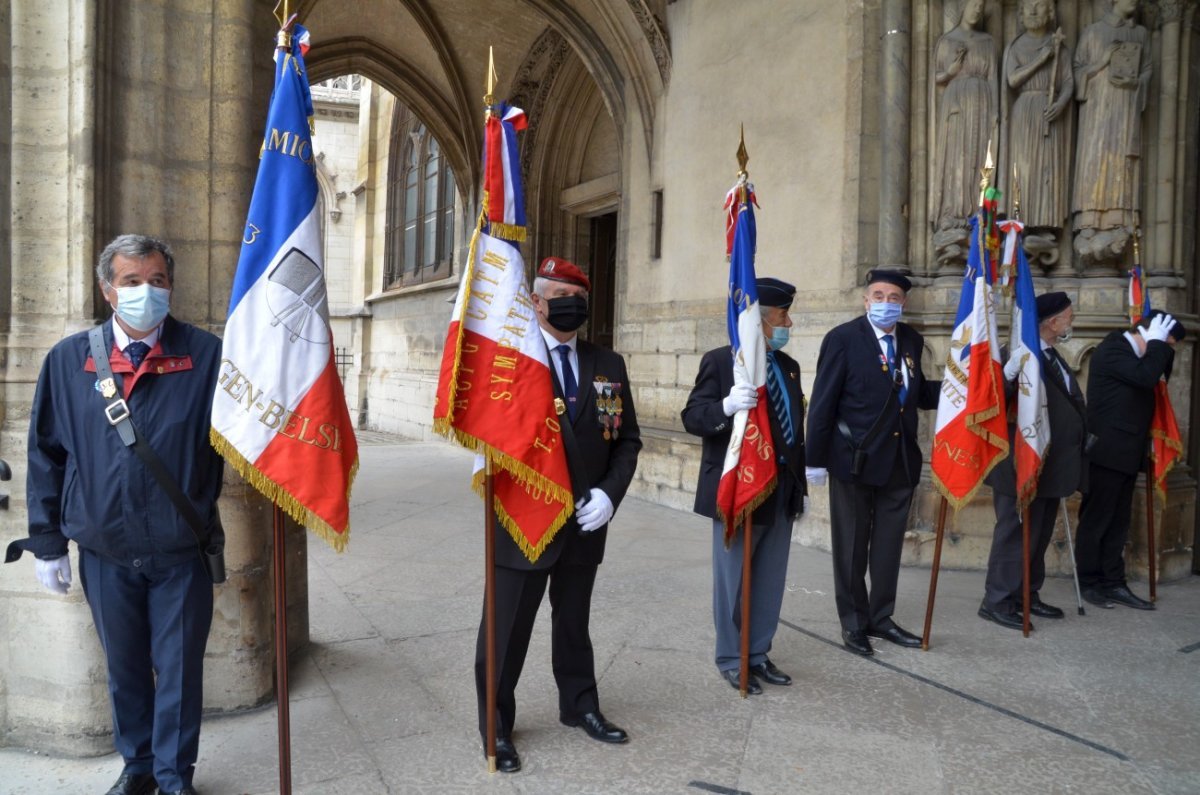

{"left": 766, "top": 325, "right": 790, "bottom": 351}
{"left": 867, "top": 300, "right": 903, "bottom": 329}
{"left": 110, "top": 283, "right": 171, "bottom": 332}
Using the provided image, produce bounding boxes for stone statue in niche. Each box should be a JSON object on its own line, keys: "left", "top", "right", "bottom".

{"left": 931, "top": 0, "right": 998, "bottom": 268}
{"left": 1071, "top": 0, "right": 1151, "bottom": 269}
{"left": 1005, "top": 0, "right": 1072, "bottom": 269}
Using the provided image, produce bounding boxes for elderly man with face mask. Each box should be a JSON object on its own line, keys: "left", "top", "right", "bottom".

{"left": 6, "top": 235, "right": 224, "bottom": 795}
{"left": 805, "top": 270, "right": 941, "bottom": 656}
{"left": 473, "top": 256, "right": 642, "bottom": 773}
{"left": 682, "top": 277, "right": 807, "bottom": 695}
{"left": 979, "top": 292, "right": 1087, "bottom": 631}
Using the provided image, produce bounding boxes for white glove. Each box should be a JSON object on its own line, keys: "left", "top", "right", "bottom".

{"left": 575, "top": 488, "right": 615, "bottom": 533}
{"left": 722, "top": 383, "right": 758, "bottom": 417}
{"left": 1003, "top": 346, "right": 1029, "bottom": 382}
{"left": 805, "top": 467, "right": 828, "bottom": 486}
{"left": 35, "top": 556, "right": 72, "bottom": 595}
{"left": 1141, "top": 313, "right": 1175, "bottom": 344}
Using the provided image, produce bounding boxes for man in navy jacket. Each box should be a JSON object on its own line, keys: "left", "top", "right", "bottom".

{"left": 6, "top": 235, "right": 223, "bottom": 795}
{"left": 1075, "top": 310, "right": 1182, "bottom": 610}
{"left": 805, "top": 270, "right": 940, "bottom": 656}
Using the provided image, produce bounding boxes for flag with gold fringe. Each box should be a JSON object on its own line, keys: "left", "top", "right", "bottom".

{"left": 210, "top": 23, "right": 358, "bottom": 551}
{"left": 433, "top": 100, "right": 573, "bottom": 562}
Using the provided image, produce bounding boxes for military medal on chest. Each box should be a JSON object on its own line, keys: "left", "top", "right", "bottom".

{"left": 592, "top": 377, "right": 623, "bottom": 440}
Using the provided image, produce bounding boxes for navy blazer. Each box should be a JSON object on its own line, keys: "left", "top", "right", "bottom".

{"left": 806, "top": 315, "right": 940, "bottom": 487}
{"left": 1084, "top": 330, "right": 1174, "bottom": 476}
{"left": 492, "top": 338, "right": 642, "bottom": 571}
{"left": 681, "top": 345, "right": 807, "bottom": 522}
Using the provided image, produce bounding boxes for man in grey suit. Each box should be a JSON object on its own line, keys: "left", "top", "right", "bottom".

{"left": 979, "top": 292, "right": 1087, "bottom": 631}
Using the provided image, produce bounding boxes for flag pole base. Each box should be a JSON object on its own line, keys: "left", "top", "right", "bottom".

{"left": 487, "top": 756, "right": 496, "bottom": 774}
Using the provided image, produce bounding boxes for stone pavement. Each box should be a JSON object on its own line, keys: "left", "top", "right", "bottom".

{"left": 3, "top": 437, "right": 1199, "bottom": 794}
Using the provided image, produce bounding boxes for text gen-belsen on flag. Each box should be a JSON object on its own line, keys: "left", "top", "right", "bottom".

{"left": 210, "top": 23, "right": 359, "bottom": 552}
{"left": 433, "top": 98, "right": 575, "bottom": 563}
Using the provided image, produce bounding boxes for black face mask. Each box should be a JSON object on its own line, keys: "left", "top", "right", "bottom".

{"left": 545, "top": 295, "right": 589, "bottom": 333}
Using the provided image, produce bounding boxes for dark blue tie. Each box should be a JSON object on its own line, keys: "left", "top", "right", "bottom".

{"left": 125, "top": 341, "right": 150, "bottom": 370}
{"left": 555, "top": 344, "right": 578, "bottom": 421}
{"left": 765, "top": 352, "right": 795, "bottom": 446}
{"left": 883, "top": 334, "right": 907, "bottom": 404}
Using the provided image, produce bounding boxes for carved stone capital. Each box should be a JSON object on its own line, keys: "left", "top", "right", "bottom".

{"left": 1158, "top": 0, "right": 1186, "bottom": 24}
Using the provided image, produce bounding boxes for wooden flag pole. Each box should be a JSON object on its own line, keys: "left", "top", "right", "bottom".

{"left": 740, "top": 515, "right": 752, "bottom": 698}
{"left": 921, "top": 496, "right": 949, "bottom": 650}
{"left": 272, "top": 504, "right": 293, "bottom": 795}
{"left": 484, "top": 460, "right": 498, "bottom": 772}
{"left": 1146, "top": 478, "right": 1158, "bottom": 602}
{"left": 1021, "top": 506, "right": 1032, "bottom": 637}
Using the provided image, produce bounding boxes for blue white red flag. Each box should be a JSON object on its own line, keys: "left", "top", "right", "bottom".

{"left": 931, "top": 215, "right": 1008, "bottom": 508}
{"left": 434, "top": 102, "right": 574, "bottom": 563}
{"left": 714, "top": 178, "right": 777, "bottom": 543}
{"left": 210, "top": 24, "right": 358, "bottom": 551}
{"left": 1000, "top": 220, "right": 1049, "bottom": 510}
{"left": 1127, "top": 265, "right": 1150, "bottom": 324}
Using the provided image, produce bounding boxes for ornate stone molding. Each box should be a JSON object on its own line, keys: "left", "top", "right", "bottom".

{"left": 510, "top": 27, "right": 572, "bottom": 178}
{"left": 626, "top": 0, "right": 672, "bottom": 85}
{"left": 1158, "top": 0, "right": 1186, "bottom": 24}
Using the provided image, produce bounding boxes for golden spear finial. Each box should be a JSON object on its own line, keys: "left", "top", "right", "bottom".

{"left": 736, "top": 124, "right": 749, "bottom": 177}
{"left": 1133, "top": 212, "right": 1142, "bottom": 268}
{"left": 274, "top": 1, "right": 292, "bottom": 48}
{"left": 1011, "top": 165, "right": 1022, "bottom": 222}
{"left": 977, "top": 139, "right": 994, "bottom": 208}
{"left": 484, "top": 47, "right": 498, "bottom": 119}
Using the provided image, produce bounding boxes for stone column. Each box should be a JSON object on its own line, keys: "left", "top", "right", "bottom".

{"left": 878, "top": 0, "right": 912, "bottom": 272}
{"left": 0, "top": 2, "right": 10, "bottom": 335}
{"left": 1151, "top": 1, "right": 1184, "bottom": 274}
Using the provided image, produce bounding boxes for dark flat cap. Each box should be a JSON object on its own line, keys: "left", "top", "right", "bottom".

{"left": 865, "top": 268, "right": 912, "bottom": 292}
{"left": 1035, "top": 291, "right": 1071, "bottom": 321}
{"left": 1144, "top": 309, "right": 1187, "bottom": 342}
{"left": 756, "top": 277, "right": 796, "bottom": 308}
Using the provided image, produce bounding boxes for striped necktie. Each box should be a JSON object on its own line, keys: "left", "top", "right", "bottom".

{"left": 883, "top": 334, "right": 907, "bottom": 404}
{"left": 766, "top": 352, "right": 795, "bottom": 446}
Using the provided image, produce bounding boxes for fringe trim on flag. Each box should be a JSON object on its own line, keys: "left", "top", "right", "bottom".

{"left": 435, "top": 224, "right": 485, "bottom": 427}
{"left": 488, "top": 221, "right": 527, "bottom": 243}
{"left": 716, "top": 477, "right": 778, "bottom": 549}
{"left": 1013, "top": 450, "right": 1048, "bottom": 515}
{"left": 1149, "top": 428, "right": 1184, "bottom": 507}
{"left": 209, "top": 429, "right": 355, "bottom": 553}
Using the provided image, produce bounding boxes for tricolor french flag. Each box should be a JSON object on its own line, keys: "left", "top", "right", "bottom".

{"left": 210, "top": 24, "right": 358, "bottom": 550}
{"left": 714, "top": 178, "right": 777, "bottom": 542}
{"left": 483, "top": 103, "right": 528, "bottom": 240}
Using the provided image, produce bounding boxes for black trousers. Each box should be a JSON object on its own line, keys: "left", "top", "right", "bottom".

{"left": 983, "top": 492, "right": 1059, "bottom": 611}
{"left": 474, "top": 560, "right": 599, "bottom": 740}
{"left": 828, "top": 463, "right": 914, "bottom": 632}
{"left": 1076, "top": 463, "right": 1137, "bottom": 589}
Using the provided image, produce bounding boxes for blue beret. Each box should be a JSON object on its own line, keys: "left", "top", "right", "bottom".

{"left": 1035, "top": 291, "right": 1071, "bottom": 321}
{"left": 756, "top": 277, "right": 795, "bottom": 308}
{"left": 865, "top": 269, "right": 912, "bottom": 292}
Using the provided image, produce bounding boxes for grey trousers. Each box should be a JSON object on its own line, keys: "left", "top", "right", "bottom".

{"left": 984, "top": 491, "right": 1059, "bottom": 611}
{"left": 712, "top": 498, "right": 794, "bottom": 672}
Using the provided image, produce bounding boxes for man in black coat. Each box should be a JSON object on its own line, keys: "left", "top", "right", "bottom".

{"left": 1075, "top": 310, "right": 1182, "bottom": 610}
{"left": 979, "top": 292, "right": 1087, "bottom": 631}
{"left": 474, "top": 256, "right": 641, "bottom": 773}
{"left": 805, "top": 270, "right": 940, "bottom": 656}
{"left": 681, "top": 277, "right": 806, "bottom": 695}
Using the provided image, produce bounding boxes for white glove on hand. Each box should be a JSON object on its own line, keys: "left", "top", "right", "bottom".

{"left": 1141, "top": 313, "right": 1175, "bottom": 344}
{"left": 805, "top": 467, "right": 828, "bottom": 486}
{"left": 1003, "top": 346, "right": 1029, "bottom": 382}
{"left": 35, "top": 556, "right": 72, "bottom": 595}
{"left": 575, "top": 488, "right": 615, "bottom": 533}
{"left": 722, "top": 383, "right": 758, "bottom": 417}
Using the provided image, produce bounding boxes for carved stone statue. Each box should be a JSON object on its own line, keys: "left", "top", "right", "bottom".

{"left": 1005, "top": 0, "right": 1072, "bottom": 268}
{"left": 1071, "top": 0, "right": 1151, "bottom": 268}
{"left": 931, "top": 0, "right": 999, "bottom": 268}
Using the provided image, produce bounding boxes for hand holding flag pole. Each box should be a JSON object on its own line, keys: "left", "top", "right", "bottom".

{"left": 1132, "top": 224, "right": 1158, "bottom": 603}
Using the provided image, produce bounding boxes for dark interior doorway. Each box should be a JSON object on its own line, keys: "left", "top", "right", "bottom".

{"left": 585, "top": 212, "right": 617, "bottom": 350}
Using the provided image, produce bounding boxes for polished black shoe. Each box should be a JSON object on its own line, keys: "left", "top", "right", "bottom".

{"left": 978, "top": 601, "right": 1028, "bottom": 631}
{"left": 1081, "top": 588, "right": 1115, "bottom": 609}
{"left": 1101, "top": 585, "right": 1155, "bottom": 611}
{"left": 867, "top": 622, "right": 923, "bottom": 648}
{"left": 488, "top": 737, "right": 521, "bottom": 773}
{"left": 1019, "top": 596, "right": 1064, "bottom": 618}
{"left": 156, "top": 788, "right": 197, "bottom": 795}
{"left": 749, "top": 658, "right": 792, "bottom": 686}
{"left": 841, "top": 629, "right": 874, "bottom": 656}
{"left": 720, "top": 668, "right": 763, "bottom": 694}
{"left": 105, "top": 771, "right": 157, "bottom": 795}
{"left": 561, "top": 711, "right": 629, "bottom": 744}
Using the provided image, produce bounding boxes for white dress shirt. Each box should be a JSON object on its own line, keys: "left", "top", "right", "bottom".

{"left": 540, "top": 327, "right": 579, "bottom": 395}
{"left": 111, "top": 319, "right": 161, "bottom": 362}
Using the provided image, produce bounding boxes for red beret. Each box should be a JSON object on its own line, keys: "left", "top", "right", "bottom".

{"left": 538, "top": 257, "right": 591, "bottom": 291}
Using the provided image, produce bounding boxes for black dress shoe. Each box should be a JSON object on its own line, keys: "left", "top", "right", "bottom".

{"left": 978, "top": 601, "right": 1028, "bottom": 631}
{"left": 489, "top": 737, "right": 521, "bottom": 773}
{"left": 841, "top": 629, "right": 874, "bottom": 656}
{"left": 1101, "top": 585, "right": 1155, "bottom": 611}
{"left": 156, "top": 788, "right": 197, "bottom": 795}
{"left": 561, "top": 711, "right": 629, "bottom": 744}
{"left": 1082, "top": 588, "right": 1115, "bottom": 608}
{"left": 105, "top": 771, "right": 157, "bottom": 795}
{"left": 749, "top": 658, "right": 792, "bottom": 686}
{"left": 1019, "top": 596, "right": 1064, "bottom": 618}
{"left": 720, "top": 668, "right": 763, "bottom": 694}
{"left": 867, "top": 622, "right": 923, "bottom": 648}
